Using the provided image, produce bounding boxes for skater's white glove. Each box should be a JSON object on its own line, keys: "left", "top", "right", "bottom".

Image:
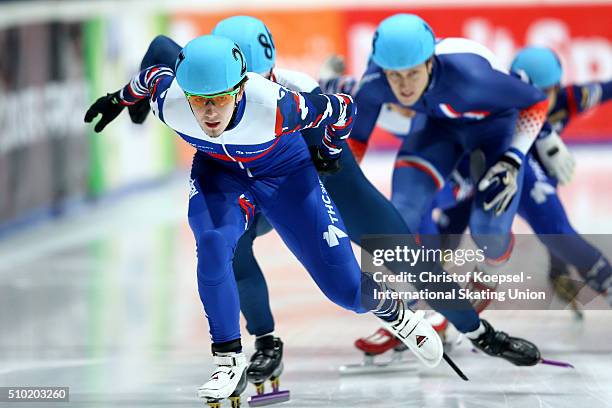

{"left": 478, "top": 151, "right": 522, "bottom": 216}
{"left": 535, "top": 130, "right": 575, "bottom": 185}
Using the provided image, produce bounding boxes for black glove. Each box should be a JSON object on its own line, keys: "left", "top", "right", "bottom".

{"left": 309, "top": 146, "right": 342, "bottom": 175}
{"left": 84, "top": 91, "right": 125, "bottom": 133}
{"left": 128, "top": 98, "right": 151, "bottom": 124}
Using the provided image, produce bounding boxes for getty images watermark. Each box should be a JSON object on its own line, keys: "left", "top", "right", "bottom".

{"left": 360, "top": 234, "right": 612, "bottom": 311}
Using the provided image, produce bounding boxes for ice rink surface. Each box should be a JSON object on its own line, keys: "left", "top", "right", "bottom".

{"left": 1, "top": 147, "right": 612, "bottom": 408}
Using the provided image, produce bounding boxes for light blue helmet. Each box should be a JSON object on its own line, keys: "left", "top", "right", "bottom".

{"left": 175, "top": 34, "right": 247, "bottom": 95}
{"left": 213, "top": 15, "right": 276, "bottom": 75}
{"left": 511, "top": 46, "right": 562, "bottom": 89}
{"left": 371, "top": 14, "right": 435, "bottom": 70}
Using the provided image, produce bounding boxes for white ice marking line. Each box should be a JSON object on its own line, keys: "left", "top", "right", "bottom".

{"left": 0, "top": 358, "right": 106, "bottom": 375}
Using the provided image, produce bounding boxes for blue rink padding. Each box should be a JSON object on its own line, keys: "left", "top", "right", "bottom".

{"left": 0, "top": 171, "right": 185, "bottom": 240}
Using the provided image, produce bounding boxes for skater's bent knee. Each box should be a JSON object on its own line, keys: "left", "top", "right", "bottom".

{"left": 199, "top": 229, "right": 229, "bottom": 247}
{"left": 197, "top": 230, "right": 234, "bottom": 284}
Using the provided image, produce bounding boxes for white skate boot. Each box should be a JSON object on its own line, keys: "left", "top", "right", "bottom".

{"left": 198, "top": 352, "right": 248, "bottom": 408}
{"left": 379, "top": 302, "right": 444, "bottom": 368}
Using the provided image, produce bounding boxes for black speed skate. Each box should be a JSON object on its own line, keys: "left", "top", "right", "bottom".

{"left": 246, "top": 336, "right": 290, "bottom": 407}
{"left": 470, "top": 319, "right": 541, "bottom": 366}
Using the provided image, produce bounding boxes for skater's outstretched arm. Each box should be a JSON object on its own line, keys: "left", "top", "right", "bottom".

{"left": 559, "top": 79, "right": 612, "bottom": 119}
{"left": 84, "top": 65, "right": 174, "bottom": 132}
{"left": 533, "top": 78, "right": 612, "bottom": 185}
{"left": 271, "top": 68, "right": 329, "bottom": 149}
{"left": 119, "top": 65, "right": 174, "bottom": 105}
{"left": 275, "top": 87, "right": 356, "bottom": 160}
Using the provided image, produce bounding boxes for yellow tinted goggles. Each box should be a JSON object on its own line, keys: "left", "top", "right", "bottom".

{"left": 185, "top": 87, "right": 241, "bottom": 108}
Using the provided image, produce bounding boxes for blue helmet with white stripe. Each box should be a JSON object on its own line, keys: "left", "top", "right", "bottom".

{"left": 175, "top": 34, "right": 247, "bottom": 95}
{"left": 371, "top": 14, "right": 435, "bottom": 70}
{"left": 213, "top": 15, "right": 276, "bottom": 75}
{"left": 511, "top": 46, "right": 562, "bottom": 89}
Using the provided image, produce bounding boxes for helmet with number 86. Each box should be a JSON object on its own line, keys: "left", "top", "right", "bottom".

{"left": 213, "top": 15, "right": 276, "bottom": 76}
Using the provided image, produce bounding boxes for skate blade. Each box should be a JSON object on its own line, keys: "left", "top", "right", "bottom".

{"left": 573, "top": 309, "right": 584, "bottom": 320}
{"left": 247, "top": 390, "right": 290, "bottom": 407}
{"left": 539, "top": 358, "right": 575, "bottom": 369}
{"left": 569, "top": 301, "right": 584, "bottom": 320}
{"left": 339, "top": 359, "right": 416, "bottom": 375}
{"left": 471, "top": 348, "right": 574, "bottom": 369}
